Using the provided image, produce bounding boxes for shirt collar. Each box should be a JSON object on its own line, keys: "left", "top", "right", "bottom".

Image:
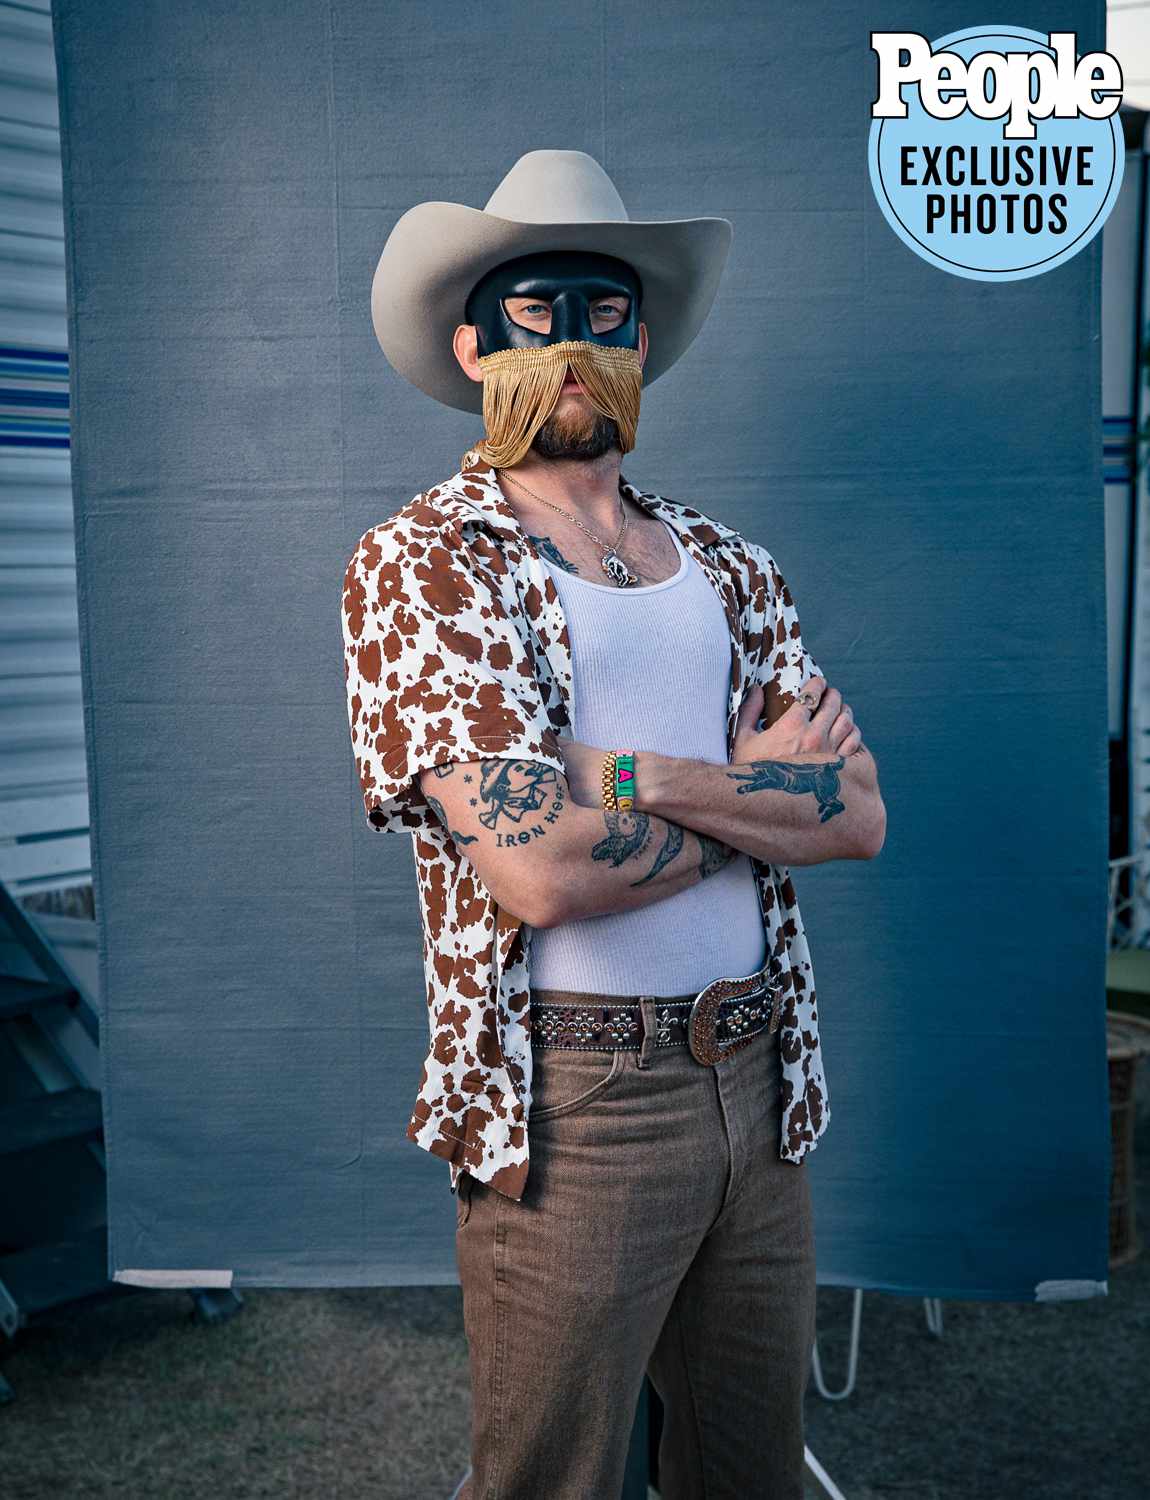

{"left": 455, "top": 446, "right": 740, "bottom": 552}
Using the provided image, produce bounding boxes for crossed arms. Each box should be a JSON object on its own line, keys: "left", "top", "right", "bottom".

{"left": 346, "top": 512, "right": 888, "bottom": 927}
{"left": 418, "top": 757, "right": 737, "bottom": 929}
{"left": 417, "top": 729, "right": 885, "bottom": 930}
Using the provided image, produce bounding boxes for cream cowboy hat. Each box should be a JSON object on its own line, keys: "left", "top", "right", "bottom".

{"left": 370, "top": 148, "right": 733, "bottom": 414}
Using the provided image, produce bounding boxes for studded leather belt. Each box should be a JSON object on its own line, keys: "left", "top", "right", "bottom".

{"left": 529, "top": 961, "right": 782, "bottom": 1069}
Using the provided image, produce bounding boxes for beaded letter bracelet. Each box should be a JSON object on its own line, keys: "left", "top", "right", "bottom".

{"left": 599, "top": 749, "right": 637, "bottom": 813}
{"left": 615, "top": 750, "right": 635, "bottom": 812}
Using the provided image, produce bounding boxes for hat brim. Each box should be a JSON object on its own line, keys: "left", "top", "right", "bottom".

{"left": 371, "top": 203, "right": 733, "bottom": 414}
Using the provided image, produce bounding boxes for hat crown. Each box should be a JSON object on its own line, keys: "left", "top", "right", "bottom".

{"left": 482, "top": 149, "right": 630, "bottom": 226}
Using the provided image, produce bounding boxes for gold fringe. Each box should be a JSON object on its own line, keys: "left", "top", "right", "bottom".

{"left": 470, "top": 339, "right": 643, "bottom": 468}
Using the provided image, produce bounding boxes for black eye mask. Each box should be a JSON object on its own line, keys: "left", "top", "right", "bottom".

{"left": 464, "top": 248, "right": 643, "bottom": 357}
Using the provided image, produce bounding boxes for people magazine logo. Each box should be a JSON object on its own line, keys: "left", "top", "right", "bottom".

{"left": 868, "top": 25, "right": 1125, "bottom": 280}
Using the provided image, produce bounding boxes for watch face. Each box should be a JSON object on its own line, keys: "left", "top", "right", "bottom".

{"left": 465, "top": 248, "right": 643, "bottom": 357}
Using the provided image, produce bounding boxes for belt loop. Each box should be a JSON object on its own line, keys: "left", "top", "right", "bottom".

{"left": 637, "top": 996, "right": 657, "bottom": 1069}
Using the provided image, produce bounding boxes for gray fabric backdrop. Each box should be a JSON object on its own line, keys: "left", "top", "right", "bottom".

{"left": 53, "top": 0, "right": 1111, "bottom": 1297}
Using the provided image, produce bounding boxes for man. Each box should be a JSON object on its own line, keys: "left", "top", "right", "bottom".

{"left": 342, "top": 149, "right": 886, "bottom": 1500}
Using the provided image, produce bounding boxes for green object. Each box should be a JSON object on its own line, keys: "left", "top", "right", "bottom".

{"left": 615, "top": 751, "right": 635, "bottom": 808}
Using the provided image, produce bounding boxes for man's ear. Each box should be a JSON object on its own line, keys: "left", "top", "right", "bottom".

{"left": 453, "top": 324, "right": 484, "bottom": 383}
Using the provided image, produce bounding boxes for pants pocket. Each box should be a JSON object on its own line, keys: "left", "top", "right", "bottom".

{"left": 527, "top": 1046, "right": 628, "bottom": 1121}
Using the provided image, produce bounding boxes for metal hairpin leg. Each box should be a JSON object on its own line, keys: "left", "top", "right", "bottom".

{"left": 923, "top": 1295, "right": 945, "bottom": 1336}
{"left": 447, "top": 1465, "right": 471, "bottom": 1500}
{"left": 810, "top": 1289, "right": 946, "bottom": 1401}
{"left": 804, "top": 1446, "right": 851, "bottom": 1499}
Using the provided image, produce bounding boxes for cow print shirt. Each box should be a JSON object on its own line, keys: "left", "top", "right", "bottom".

{"left": 341, "top": 448, "right": 831, "bottom": 1200}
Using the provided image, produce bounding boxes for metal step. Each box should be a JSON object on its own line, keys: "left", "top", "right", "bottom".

{"left": 0, "top": 883, "right": 100, "bottom": 1045}
{"left": 0, "top": 1087, "right": 102, "bottom": 1157}
{"left": 0, "top": 1225, "right": 118, "bottom": 1333}
{"left": 0, "top": 976, "right": 77, "bottom": 1021}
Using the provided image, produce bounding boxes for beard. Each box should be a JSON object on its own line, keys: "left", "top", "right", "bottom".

{"left": 529, "top": 397, "right": 621, "bottom": 462}
{"left": 472, "top": 338, "right": 643, "bottom": 469}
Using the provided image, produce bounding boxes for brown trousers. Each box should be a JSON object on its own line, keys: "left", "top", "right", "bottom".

{"left": 453, "top": 1002, "right": 816, "bottom": 1499}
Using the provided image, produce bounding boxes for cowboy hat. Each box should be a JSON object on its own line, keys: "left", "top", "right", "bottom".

{"left": 370, "top": 148, "right": 733, "bottom": 414}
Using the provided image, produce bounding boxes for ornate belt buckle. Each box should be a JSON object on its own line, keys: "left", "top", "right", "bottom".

{"left": 687, "top": 970, "right": 772, "bottom": 1066}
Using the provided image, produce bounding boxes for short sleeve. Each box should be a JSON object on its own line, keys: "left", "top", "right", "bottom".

{"left": 744, "top": 541, "right": 824, "bottom": 726}
{"left": 340, "top": 515, "right": 567, "bottom": 834}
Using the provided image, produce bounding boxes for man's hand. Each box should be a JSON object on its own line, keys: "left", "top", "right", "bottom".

{"left": 732, "top": 677, "right": 865, "bottom": 763}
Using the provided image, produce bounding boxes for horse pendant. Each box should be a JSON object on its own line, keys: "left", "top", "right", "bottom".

{"left": 601, "top": 550, "right": 637, "bottom": 587}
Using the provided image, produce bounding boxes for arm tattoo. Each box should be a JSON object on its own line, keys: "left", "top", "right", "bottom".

{"left": 591, "top": 807, "right": 653, "bottom": 868}
{"left": 725, "top": 757, "right": 846, "bottom": 823}
{"left": 697, "top": 833, "right": 736, "bottom": 878}
{"left": 630, "top": 821, "right": 685, "bottom": 886}
{"left": 477, "top": 759, "right": 565, "bottom": 844}
{"left": 592, "top": 809, "right": 695, "bottom": 888}
{"left": 426, "top": 794, "right": 477, "bottom": 846}
{"left": 528, "top": 533, "right": 580, "bottom": 574}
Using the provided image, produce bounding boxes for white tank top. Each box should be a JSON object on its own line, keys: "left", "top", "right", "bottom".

{"left": 528, "top": 519, "right": 767, "bottom": 996}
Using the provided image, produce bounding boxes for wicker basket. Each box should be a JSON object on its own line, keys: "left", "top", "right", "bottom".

{"left": 1107, "top": 1010, "right": 1150, "bottom": 1267}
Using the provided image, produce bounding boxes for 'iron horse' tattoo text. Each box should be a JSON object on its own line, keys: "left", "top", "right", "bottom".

{"left": 725, "top": 757, "right": 846, "bottom": 823}
{"left": 478, "top": 759, "right": 566, "bottom": 844}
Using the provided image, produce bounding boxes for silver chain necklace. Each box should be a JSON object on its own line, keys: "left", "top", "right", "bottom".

{"left": 498, "top": 468, "right": 638, "bottom": 587}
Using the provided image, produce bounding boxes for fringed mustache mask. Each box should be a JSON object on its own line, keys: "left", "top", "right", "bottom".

{"left": 464, "top": 249, "right": 644, "bottom": 468}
